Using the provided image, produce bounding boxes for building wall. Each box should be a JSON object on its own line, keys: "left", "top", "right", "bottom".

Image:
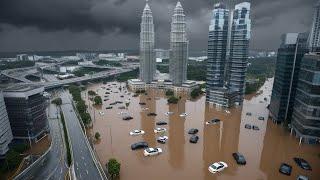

{"left": 291, "top": 53, "right": 320, "bottom": 143}
{"left": 0, "top": 92, "right": 13, "bottom": 156}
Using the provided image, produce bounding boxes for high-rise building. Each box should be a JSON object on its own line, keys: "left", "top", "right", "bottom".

{"left": 169, "top": 1, "right": 188, "bottom": 86}
{"left": 269, "top": 33, "right": 309, "bottom": 124}
{"left": 206, "top": 2, "right": 251, "bottom": 107}
{"left": 291, "top": 52, "right": 320, "bottom": 144}
{"left": 139, "top": 1, "right": 155, "bottom": 83}
{"left": 3, "top": 84, "right": 49, "bottom": 141}
{"left": 309, "top": 0, "right": 320, "bottom": 52}
{"left": 0, "top": 91, "right": 13, "bottom": 157}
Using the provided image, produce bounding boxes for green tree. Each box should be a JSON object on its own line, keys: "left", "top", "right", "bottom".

{"left": 190, "top": 88, "right": 201, "bottom": 99}
{"left": 51, "top": 98, "right": 62, "bottom": 106}
{"left": 94, "top": 96, "right": 102, "bottom": 105}
{"left": 5, "top": 150, "right": 22, "bottom": 170}
{"left": 88, "top": 90, "right": 96, "bottom": 96}
{"left": 125, "top": 102, "right": 130, "bottom": 109}
{"left": 167, "top": 96, "right": 179, "bottom": 104}
{"left": 107, "top": 158, "right": 121, "bottom": 180}
{"left": 165, "top": 90, "right": 174, "bottom": 97}
{"left": 95, "top": 132, "right": 101, "bottom": 140}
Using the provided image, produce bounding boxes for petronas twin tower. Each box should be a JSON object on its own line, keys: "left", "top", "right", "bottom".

{"left": 139, "top": 1, "right": 188, "bottom": 85}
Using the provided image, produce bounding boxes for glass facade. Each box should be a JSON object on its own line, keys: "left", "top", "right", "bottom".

{"left": 0, "top": 92, "right": 13, "bottom": 156}
{"left": 206, "top": 2, "right": 251, "bottom": 107}
{"left": 4, "top": 89, "right": 48, "bottom": 141}
{"left": 140, "top": 2, "right": 155, "bottom": 83}
{"left": 292, "top": 53, "right": 320, "bottom": 143}
{"left": 269, "top": 33, "right": 309, "bottom": 123}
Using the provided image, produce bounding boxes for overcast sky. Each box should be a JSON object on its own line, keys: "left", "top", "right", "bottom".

{"left": 0, "top": 0, "right": 316, "bottom": 52}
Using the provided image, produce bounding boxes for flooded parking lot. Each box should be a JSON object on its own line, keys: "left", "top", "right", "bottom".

{"left": 85, "top": 79, "right": 320, "bottom": 180}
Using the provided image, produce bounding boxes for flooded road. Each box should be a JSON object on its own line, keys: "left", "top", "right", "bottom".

{"left": 85, "top": 79, "right": 320, "bottom": 180}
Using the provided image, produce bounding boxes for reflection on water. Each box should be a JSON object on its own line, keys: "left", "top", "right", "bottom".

{"left": 85, "top": 78, "right": 320, "bottom": 180}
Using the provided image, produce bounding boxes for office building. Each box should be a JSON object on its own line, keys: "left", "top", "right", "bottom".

{"left": 206, "top": 2, "right": 251, "bottom": 107}
{"left": 269, "top": 33, "right": 309, "bottom": 123}
{"left": 16, "top": 54, "right": 29, "bottom": 61}
{"left": 169, "top": 1, "right": 188, "bottom": 86}
{"left": 139, "top": 1, "right": 156, "bottom": 83}
{"left": 309, "top": 0, "right": 320, "bottom": 52}
{"left": 155, "top": 49, "right": 170, "bottom": 60}
{"left": 3, "top": 84, "right": 49, "bottom": 142}
{"left": 291, "top": 52, "right": 320, "bottom": 144}
{"left": 0, "top": 91, "right": 13, "bottom": 157}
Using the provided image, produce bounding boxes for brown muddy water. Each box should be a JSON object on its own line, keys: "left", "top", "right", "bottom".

{"left": 84, "top": 79, "right": 320, "bottom": 180}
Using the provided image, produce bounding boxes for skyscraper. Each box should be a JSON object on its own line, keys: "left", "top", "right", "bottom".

{"left": 206, "top": 2, "right": 251, "bottom": 107}
{"left": 139, "top": 1, "right": 155, "bottom": 83}
{"left": 269, "top": 33, "right": 309, "bottom": 124}
{"left": 291, "top": 52, "right": 320, "bottom": 144}
{"left": 0, "top": 91, "right": 13, "bottom": 157}
{"left": 169, "top": 1, "right": 188, "bottom": 86}
{"left": 309, "top": 0, "right": 320, "bottom": 52}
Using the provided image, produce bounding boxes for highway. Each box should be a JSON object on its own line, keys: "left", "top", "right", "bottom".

{"left": 15, "top": 103, "right": 68, "bottom": 180}
{"left": 60, "top": 91, "right": 105, "bottom": 180}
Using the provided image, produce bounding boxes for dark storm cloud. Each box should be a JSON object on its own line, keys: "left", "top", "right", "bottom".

{"left": 0, "top": 0, "right": 317, "bottom": 52}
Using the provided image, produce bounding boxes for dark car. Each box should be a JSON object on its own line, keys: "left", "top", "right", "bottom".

{"left": 258, "top": 116, "right": 265, "bottom": 120}
{"left": 118, "top": 106, "right": 126, "bottom": 109}
{"left": 252, "top": 125, "right": 260, "bottom": 130}
{"left": 245, "top": 124, "right": 252, "bottom": 129}
{"left": 293, "top": 158, "right": 312, "bottom": 170}
{"left": 133, "top": 94, "right": 139, "bottom": 97}
{"left": 279, "top": 163, "right": 292, "bottom": 176}
{"left": 297, "top": 175, "right": 309, "bottom": 180}
{"left": 189, "top": 135, "right": 199, "bottom": 143}
{"left": 131, "top": 141, "right": 148, "bottom": 150}
{"left": 105, "top": 92, "right": 110, "bottom": 94}
{"left": 246, "top": 112, "right": 252, "bottom": 116}
{"left": 139, "top": 102, "right": 146, "bottom": 105}
{"left": 156, "top": 121, "right": 167, "bottom": 125}
{"left": 147, "top": 112, "right": 157, "bottom": 116}
{"left": 116, "top": 101, "right": 123, "bottom": 104}
{"left": 106, "top": 106, "right": 113, "bottom": 109}
{"left": 122, "top": 116, "right": 133, "bottom": 120}
{"left": 206, "top": 118, "right": 220, "bottom": 125}
{"left": 232, "top": 152, "right": 246, "bottom": 165}
{"left": 188, "top": 128, "right": 199, "bottom": 135}
{"left": 120, "top": 95, "right": 124, "bottom": 98}
{"left": 104, "top": 99, "right": 109, "bottom": 101}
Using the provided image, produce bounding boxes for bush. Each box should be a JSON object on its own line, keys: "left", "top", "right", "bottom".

{"left": 95, "top": 132, "right": 101, "bottom": 140}
{"left": 5, "top": 150, "right": 22, "bottom": 171}
{"left": 60, "top": 111, "right": 72, "bottom": 167}
{"left": 190, "top": 88, "right": 202, "bottom": 99}
{"left": 107, "top": 158, "right": 121, "bottom": 179}
{"left": 167, "top": 96, "right": 179, "bottom": 104}
{"left": 11, "top": 143, "right": 29, "bottom": 154}
{"left": 88, "top": 90, "right": 96, "bottom": 96}
{"left": 165, "top": 90, "right": 174, "bottom": 97}
{"left": 94, "top": 96, "right": 102, "bottom": 105}
{"left": 51, "top": 98, "right": 62, "bottom": 106}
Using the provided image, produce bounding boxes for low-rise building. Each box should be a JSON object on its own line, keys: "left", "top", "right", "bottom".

{"left": 3, "top": 84, "right": 49, "bottom": 142}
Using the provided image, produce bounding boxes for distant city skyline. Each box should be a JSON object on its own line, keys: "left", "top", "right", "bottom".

{"left": 0, "top": 0, "right": 316, "bottom": 52}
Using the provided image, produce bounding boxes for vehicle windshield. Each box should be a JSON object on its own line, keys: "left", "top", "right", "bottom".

{"left": 146, "top": 148, "right": 156, "bottom": 153}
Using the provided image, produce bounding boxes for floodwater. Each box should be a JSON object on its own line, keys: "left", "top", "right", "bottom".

{"left": 85, "top": 79, "right": 320, "bottom": 180}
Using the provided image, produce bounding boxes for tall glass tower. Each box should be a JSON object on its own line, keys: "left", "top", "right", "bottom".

{"left": 309, "top": 0, "right": 320, "bottom": 52}
{"left": 169, "top": 1, "right": 188, "bottom": 86}
{"left": 206, "top": 2, "right": 251, "bottom": 107}
{"left": 139, "top": 1, "right": 155, "bottom": 83}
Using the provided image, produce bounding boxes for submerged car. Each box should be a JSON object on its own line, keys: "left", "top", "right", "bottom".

{"left": 252, "top": 125, "right": 260, "bottom": 131}
{"left": 123, "top": 116, "right": 133, "bottom": 120}
{"left": 189, "top": 135, "right": 199, "bottom": 143}
{"left": 165, "top": 111, "right": 174, "bottom": 116}
{"left": 143, "top": 147, "right": 162, "bottom": 156}
{"left": 293, "top": 158, "right": 312, "bottom": 170}
{"left": 246, "top": 112, "right": 252, "bottom": 116}
{"left": 118, "top": 106, "right": 126, "bottom": 109}
{"left": 106, "top": 106, "right": 113, "bottom": 109}
{"left": 154, "top": 127, "right": 166, "bottom": 133}
{"left": 129, "top": 129, "right": 145, "bottom": 136}
{"left": 157, "top": 136, "right": 168, "bottom": 144}
{"left": 258, "top": 116, "right": 265, "bottom": 120}
{"left": 206, "top": 118, "right": 221, "bottom": 125}
{"left": 139, "top": 102, "right": 146, "bottom": 105}
{"left": 156, "top": 121, "right": 168, "bottom": 125}
{"left": 245, "top": 124, "right": 252, "bottom": 129}
{"left": 279, "top": 163, "right": 292, "bottom": 176}
{"left": 131, "top": 141, "right": 148, "bottom": 150}
{"left": 147, "top": 112, "right": 157, "bottom": 116}
{"left": 208, "top": 162, "right": 228, "bottom": 173}
{"left": 297, "top": 175, "right": 309, "bottom": 180}
{"left": 179, "top": 113, "right": 188, "bottom": 117}
{"left": 232, "top": 152, "right": 246, "bottom": 165}
{"left": 188, "top": 128, "right": 199, "bottom": 135}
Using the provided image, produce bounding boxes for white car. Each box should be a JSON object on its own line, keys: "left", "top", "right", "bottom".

{"left": 154, "top": 127, "right": 166, "bottom": 133}
{"left": 118, "top": 111, "right": 128, "bottom": 115}
{"left": 208, "top": 161, "right": 228, "bottom": 173}
{"left": 142, "top": 107, "right": 149, "bottom": 111}
{"left": 143, "top": 147, "right": 162, "bottom": 156}
{"left": 179, "top": 113, "right": 188, "bottom": 117}
{"left": 165, "top": 112, "right": 174, "bottom": 116}
{"left": 157, "top": 136, "right": 168, "bottom": 144}
{"left": 99, "top": 112, "right": 105, "bottom": 116}
{"left": 129, "top": 130, "right": 145, "bottom": 136}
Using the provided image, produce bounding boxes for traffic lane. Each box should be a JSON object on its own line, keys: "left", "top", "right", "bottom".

{"left": 60, "top": 103, "right": 102, "bottom": 179}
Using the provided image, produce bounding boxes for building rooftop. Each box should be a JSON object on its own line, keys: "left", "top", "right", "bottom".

{"left": 4, "top": 83, "right": 44, "bottom": 92}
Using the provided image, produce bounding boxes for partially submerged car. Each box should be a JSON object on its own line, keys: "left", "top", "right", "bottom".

{"left": 293, "top": 158, "right": 312, "bottom": 170}
{"left": 189, "top": 135, "right": 199, "bottom": 143}
{"left": 139, "top": 102, "right": 146, "bottom": 105}
{"left": 258, "top": 116, "right": 265, "bottom": 120}
{"left": 147, "top": 112, "right": 157, "bottom": 116}
{"left": 179, "top": 113, "right": 188, "bottom": 117}
{"left": 123, "top": 116, "right": 133, "bottom": 120}
{"left": 131, "top": 141, "right": 148, "bottom": 150}
{"left": 246, "top": 112, "right": 252, "bottom": 116}
{"left": 232, "top": 152, "right": 246, "bottom": 165}
{"left": 252, "top": 125, "right": 260, "bottom": 131}
{"left": 245, "top": 124, "right": 252, "bottom": 129}
{"left": 165, "top": 111, "right": 174, "bottom": 116}
{"left": 154, "top": 127, "right": 166, "bottom": 133}
{"left": 157, "top": 136, "right": 168, "bottom": 144}
{"left": 129, "top": 129, "right": 145, "bottom": 136}
{"left": 106, "top": 106, "right": 113, "bottom": 109}
{"left": 206, "top": 118, "right": 221, "bottom": 125}
{"left": 279, "top": 163, "right": 292, "bottom": 176}
{"left": 188, "top": 128, "right": 199, "bottom": 135}
{"left": 156, "top": 121, "right": 168, "bottom": 125}
{"left": 143, "top": 147, "right": 162, "bottom": 156}
{"left": 208, "top": 161, "right": 228, "bottom": 173}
